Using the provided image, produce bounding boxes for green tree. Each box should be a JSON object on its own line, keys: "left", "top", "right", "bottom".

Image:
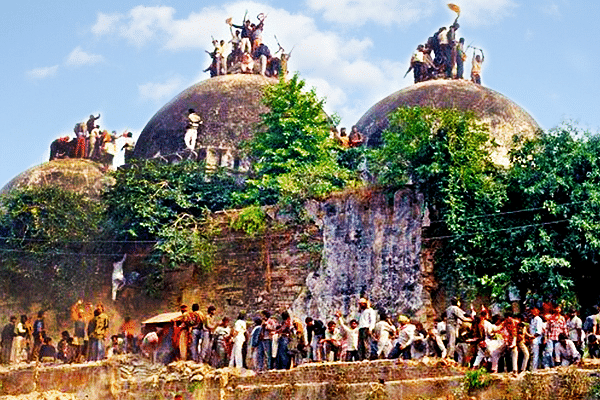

{"left": 245, "top": 74, "right": 356, "bottom": 208}
{"left": 372, "top": 107, "right": 505, "bottom": 297}
{"left": 375, "top": 109, "right": 600, "bottom": 306}
{"left": 103, "top": 160, "right": 240, "bottom": 293}
{"left": 501, "top": 124, "right": 600, "bottom": 307}
{"left": 0, "top": 186, "right": 107, "bottom": 306}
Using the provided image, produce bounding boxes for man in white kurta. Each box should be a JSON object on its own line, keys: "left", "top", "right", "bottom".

{"left": 229, "top": 312, "right": 247, "bottom": 369}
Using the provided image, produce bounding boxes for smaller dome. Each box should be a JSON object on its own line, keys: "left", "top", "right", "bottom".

{"left": 355, "top": 80, "right": 541, "bottom": 166}
{"left": 0, "top": 159, "right": 111, "bottom": 199}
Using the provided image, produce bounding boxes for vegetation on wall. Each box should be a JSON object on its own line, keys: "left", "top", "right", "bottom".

{"left": 243, "top": 74, "right": 358, "bottom": 211}
{"left": 373, "top": 108, "right": 600, "bottom": 308}
{"left": 0, "top": 186, "right": 108, "bottom": 306}
{"left": 102, "top": 161, "right": 239, "bottom": 294}
{"left": 372, "top": 107, "right": 506, "bottom": 299}
{"left": 3, "top": 72, "right": 600, "bottom": 309}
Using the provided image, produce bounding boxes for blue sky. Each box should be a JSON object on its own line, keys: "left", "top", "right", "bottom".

{"left": 1, "top": 0, "right": 598, "bottom": 188}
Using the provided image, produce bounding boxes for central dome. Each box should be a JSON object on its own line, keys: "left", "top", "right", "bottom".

{"left": 355, "top": 80, "right": 541, "bottom": 166}
{"left": 133, "top": 75, "right": 277, "bottom": 162}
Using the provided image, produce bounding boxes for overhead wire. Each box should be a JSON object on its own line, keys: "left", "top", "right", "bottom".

{"left": 0, "top": 201, "right": 597, "bottom": 254}
{"left": 0, "top": 202, "right": 589, "bottom": 245}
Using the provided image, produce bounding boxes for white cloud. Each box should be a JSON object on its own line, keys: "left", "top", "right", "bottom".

{"left": 92, "top": 6, "right": 177, "bottom": 47}
{"left": 26, "top": 65, "right": 59, "bottom": 80}
{"left": 138, "top": 77, "right": 184, "bottom": 102}
{"left": 442, "top": 0, "right": 518, "bottom": 26}
{"left": 65, "top": 47, "right": 104, "bottom": 67}
{"left": 92, "top": 12, "right": 122, "bottom": 36}
{"left": 305, "top": 0, "right": 435, "bottom": 26}
{"left": 122, "top": 6, "right": 177, "bottom": 47}
{"left": 304, "top": 77, "right": 348, "bottom": 111}
{"left": 94, "top": 2, "right": 417, "bottom": 127}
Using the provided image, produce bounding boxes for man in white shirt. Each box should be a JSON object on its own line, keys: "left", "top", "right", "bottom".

{"left": 185, "top": 109, "right": 202, "bottom": 152}
{"left": 555, "top": 333, "right": 581, "bottom": 366}
{"left": 393, "top": 315, "right": 415, "bottom": 359}
{"left": 229, "top": 311, "right": 247, "bottom": 369}
{"left": 567, "top": 309, "right": 583, "bottom": 353}
{"left": 336, "top": 312, "right": 359, "bottom": 362}
{"left": 320, "top": 321, "right": 341, "bottom": 362}
{"left": 357, "top": 298, "right": 376, "bottom": 360}
{"left": 529, "top": 308, "right": 545, "bottom": 370}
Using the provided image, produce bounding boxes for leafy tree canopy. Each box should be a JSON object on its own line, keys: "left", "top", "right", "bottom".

{"left": 0, "top": 186, "right": 107, "bottom": 306}
{"left": 242, "top": 74, "right": 357, "bottom": 210}
{"left": 372, "top": 108, "right": 600, "bottom": 309}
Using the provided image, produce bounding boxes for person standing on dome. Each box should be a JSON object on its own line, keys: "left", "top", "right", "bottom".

{"left": 251, "top": 14, "right": 266, "bottom": 52}
{"left": 471, "top": 49, "right": 484, "bottom": 84}
{"left": 185, "top": 109, "right": 202, "bottom": 152}
{"left": 229, "top": 18, "right": 253, "bottom": 54}
{"left": 445, "top": 22, "right": 459, "bottom": 78}
{"left": 410, "top": 45, "right": 425, "bottom": 83}
{"left": 253, "top": 42, "right": 271, "bottom": 76}
{"left": 455, "top": 38, "right": 466, "bottom": 79}
{"left": 86, "top": 114, "right": 101, "bottom": 135}
{"left": 348, "top": 126, "right": 364, "bottom": 148}
{"left": 437, "top": 27, "right": 449, "bottom": 67}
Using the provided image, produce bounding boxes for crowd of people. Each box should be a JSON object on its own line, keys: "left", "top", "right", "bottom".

{"left": 204, "top": 13, "right": 290, "bottom": 78}
{"left": 406, "top": 17, "right": 485, "bottom": 84}
{"left": 126, "top": 297, "right": 600, "bottom": 373}
{"left": 2, "top": 297, "right": 596, "bottom": 374}
{"left": 49, "top": 114, "right": 136, "bottom": 171}
{"left": 0, "top": 304, "right": 115, "bottom": 365}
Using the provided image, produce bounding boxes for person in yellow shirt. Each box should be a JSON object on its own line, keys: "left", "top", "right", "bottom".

{"left": 471, "top": 49, "right": 484, "bottom": 84}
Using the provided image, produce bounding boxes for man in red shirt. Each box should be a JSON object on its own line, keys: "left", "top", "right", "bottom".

{"left": 544, "top": 306, "right": 568, "bottom": 368}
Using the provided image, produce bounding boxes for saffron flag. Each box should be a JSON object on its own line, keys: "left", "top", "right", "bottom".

{"left": 448, "top": 3, "right": 461, "bottom": 15}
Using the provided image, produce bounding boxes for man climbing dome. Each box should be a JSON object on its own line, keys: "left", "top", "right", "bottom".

{"left": 185, "top": 109, "right": 202, "bottom": 152}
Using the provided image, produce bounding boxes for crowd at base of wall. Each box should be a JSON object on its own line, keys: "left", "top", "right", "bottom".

{"left": 1, "top": 356, "right": 600, "bottom": 400}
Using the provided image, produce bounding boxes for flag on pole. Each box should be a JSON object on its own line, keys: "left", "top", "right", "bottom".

{"left": 448, "top": 3, "right": 461, "bottom": 15}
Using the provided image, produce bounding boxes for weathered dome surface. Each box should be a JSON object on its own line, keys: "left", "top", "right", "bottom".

{"left": 0, "top": 159, "right": 110, "bottom": 199}
{"left": 133, "top": 74, "right": 277, "bottom": 159}
{"left": 355, "top": 79, "right": 541, "bottom": 165}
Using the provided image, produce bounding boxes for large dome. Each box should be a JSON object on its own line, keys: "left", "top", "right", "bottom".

{"left": 133, "top": 74, "right": 277, "bottom": 161}
{"left": 355, "top": 80, "right": 541, "bottom": 166}
{"left": 0, "top": 159, "right": 110, "bottom": 199}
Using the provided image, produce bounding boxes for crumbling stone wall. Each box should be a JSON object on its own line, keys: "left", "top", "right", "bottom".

{"left": 2, "top": 357, "right": 600, "bottom": 400}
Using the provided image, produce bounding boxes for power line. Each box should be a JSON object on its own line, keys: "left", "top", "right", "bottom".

{"left": 0, "top": 202, "right": 597, "bottom": 249}
{"left": 427, "top": 200, "right": 592, "bottom": 224}
{"left": 423, "top": 218, "right": 571, "bottom": 242}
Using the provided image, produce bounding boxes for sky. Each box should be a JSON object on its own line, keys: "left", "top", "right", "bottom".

{"left": 1, "top": 0, "right": 598, "bottom": 188}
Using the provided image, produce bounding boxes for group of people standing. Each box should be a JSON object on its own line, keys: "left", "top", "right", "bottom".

{"left": 50, "top": 114, "right": 136, "bottom": 171}
{"left": 0, "top": 304, "right": 112, "bottom": 365}
{"left": 441, "top": 298, "right": 593, "bottom": 372}
{"left": 407, "top": 18, "right": 484, "bottom": 84}
{"left": 3, "top": 297, "right": 594, "bottom": 374}
{"left": 155, "top": 296, "right": 600, "bottom": 374}
{"left": 156, "top": 299, "right": 392, "bottom": 371}
{"left": 205, "top": 13, "right": 289, "bottom": 78}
